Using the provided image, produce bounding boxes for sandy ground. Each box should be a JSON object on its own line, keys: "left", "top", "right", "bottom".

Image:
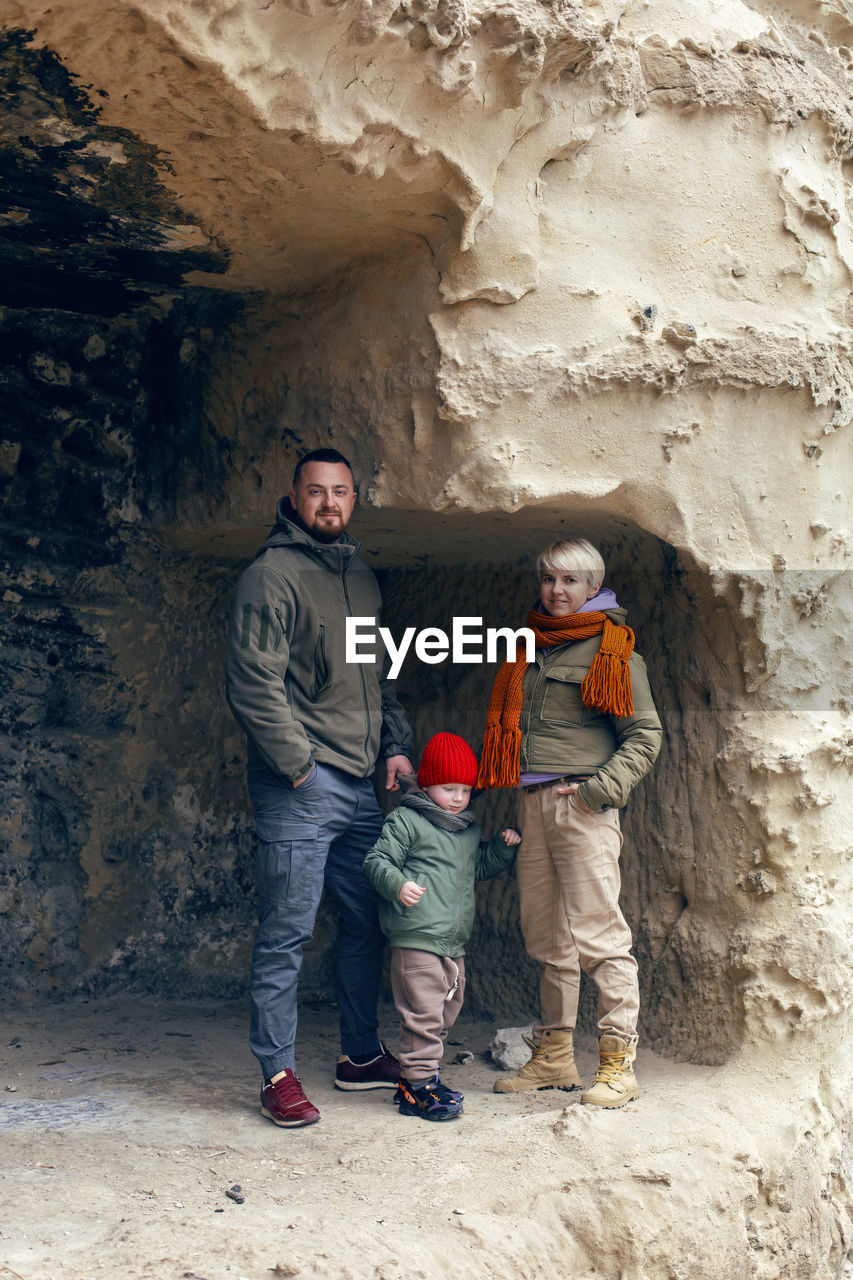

{"left": 0, "top": 996, "right": 845, "bottom": 1280}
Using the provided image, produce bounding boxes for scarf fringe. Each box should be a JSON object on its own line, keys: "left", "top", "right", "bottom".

{"left": 581, "top": 651, "right": 634, "bottom": 719}
{"left": 476, "top": 722, "right": 521, "bottom": 789}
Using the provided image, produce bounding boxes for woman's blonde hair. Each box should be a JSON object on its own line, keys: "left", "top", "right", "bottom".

{"left": 537, "top": 538, "right": 605, "bottom": 589}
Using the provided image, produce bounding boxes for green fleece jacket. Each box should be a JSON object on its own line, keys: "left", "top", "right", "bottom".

{"left": 224, "top": 503, "right": 412, "bottom": 782}
{"left": 520, "top": 607, "right": 662, "bottom": 811}
{"left": 363, "top": 806, "right": 517, "bottom": 958}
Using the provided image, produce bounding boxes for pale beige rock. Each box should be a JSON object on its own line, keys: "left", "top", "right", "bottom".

{"left": 5, "top": 0, "right": 853, "bottom": 1276}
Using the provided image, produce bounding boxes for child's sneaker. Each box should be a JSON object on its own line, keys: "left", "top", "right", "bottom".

{"left": 433, "top": 1075, "right": 463, "bottom": 1104}
{"left": 395, "top": 1076, "right": 463, "bottom": 1121}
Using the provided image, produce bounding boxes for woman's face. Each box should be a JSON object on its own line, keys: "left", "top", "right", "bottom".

{"left": 539, "top": 566, "right": 599, "bottom": 617}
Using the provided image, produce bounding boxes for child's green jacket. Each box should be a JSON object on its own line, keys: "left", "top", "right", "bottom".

{"left": 363, "top": 807, "right": 516, "bottom": 958}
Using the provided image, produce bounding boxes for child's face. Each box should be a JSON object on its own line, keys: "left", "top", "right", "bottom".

{"left": 424, "top": 783, "right": 472, "bottom": 815}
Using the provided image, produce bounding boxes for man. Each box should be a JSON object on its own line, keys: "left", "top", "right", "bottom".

{"left": 225, "top": 448, "right": 414, "bottom": 1127}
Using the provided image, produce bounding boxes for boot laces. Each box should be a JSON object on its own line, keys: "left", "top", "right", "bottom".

{"left": 521, "top": 1034, "right": 548, "bottom": 1067}
{"left": 592, "top": 1046, "right": 628, "bottom": 1087}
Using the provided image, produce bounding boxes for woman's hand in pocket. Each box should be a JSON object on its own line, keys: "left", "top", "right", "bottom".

{"left": 557, "top": 781, "right": 595, "bottom": 814}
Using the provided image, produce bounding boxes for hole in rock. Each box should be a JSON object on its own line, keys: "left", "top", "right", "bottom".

{"left": 330, "top": 503, "right": 746, "bottom": 1062}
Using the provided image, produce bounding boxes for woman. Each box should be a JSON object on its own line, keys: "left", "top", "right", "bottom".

{"left": 478, "top": 538, "right": 662, "bottom": 1108}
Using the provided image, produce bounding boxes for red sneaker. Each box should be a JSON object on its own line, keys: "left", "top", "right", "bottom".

{"left": 260, "top": 1070, "right": 320, "bottom": 1127}
{"left": 334, "top": 1041, "right": 400, "bottom": 1091}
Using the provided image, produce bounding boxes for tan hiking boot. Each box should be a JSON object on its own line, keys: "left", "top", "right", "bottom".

{"left": 580, "top": 1034, "right": 640, "bottom": 1108}
{"left": 493, "top": 1029, "right": 583, "bottom": 1093}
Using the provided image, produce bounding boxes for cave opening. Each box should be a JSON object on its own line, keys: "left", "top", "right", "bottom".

{"left": 357, "top": 506, "right": 742, "bottom": 1063}
{"left": 4, "top": 487, "right": 750, "bottom": 1067}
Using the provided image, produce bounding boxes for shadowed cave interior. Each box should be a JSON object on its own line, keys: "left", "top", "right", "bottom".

{"left": 0, "top": 21, "right": 779, "bottom": 1071}
{"left": 4, "top": 477, "right": 750, "bottom": 1066}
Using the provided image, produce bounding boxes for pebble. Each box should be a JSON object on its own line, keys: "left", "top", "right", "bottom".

{"left": 226, "top": 1184, "right": 245, "bottom": 1204}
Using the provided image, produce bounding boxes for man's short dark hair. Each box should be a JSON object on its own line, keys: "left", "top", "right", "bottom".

{"left": 292, "top": 448, "right": 355, "bottom": 487}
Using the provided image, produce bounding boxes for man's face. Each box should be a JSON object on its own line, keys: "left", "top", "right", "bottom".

{"left": 289, "top": 462, "right": 357, "bottom": 542}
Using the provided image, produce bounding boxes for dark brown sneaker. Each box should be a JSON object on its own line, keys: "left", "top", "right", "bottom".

{"left": 334, "top": 1042, "right": 400, "bottom": 1091}
{"left": 260, "top": 1070, "right": 320, "bottom": 1127}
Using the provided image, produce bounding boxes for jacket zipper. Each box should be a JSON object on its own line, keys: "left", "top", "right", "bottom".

{"left": 341, "top": 568, "right": 373, "bottom": 762}
{"left": 310, "top": 621, "right": 330, "bottom": 702}
{"left": 446, "top": 839, "right": 464, "bottom": 954}
{"left": 522, "top": 652, "right": 544, "bottom": 769}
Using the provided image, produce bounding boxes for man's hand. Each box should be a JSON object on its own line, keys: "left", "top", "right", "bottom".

{"left": 556, "top": 781, "right": 595, "bottom": 813}
{"left": 293, "top": 768, "right": 313, "bottom": 787}
{"left": 398, "top": 880, "right": 425, "bottom": 906}
{"left": 385, "top": 755, "right": 415, "bottom": 792}
{"left": 501, "top": 828, "right": 522, "bottom": 846}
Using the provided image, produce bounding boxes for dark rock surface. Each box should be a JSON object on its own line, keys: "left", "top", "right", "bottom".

{"left": 0, "top": 30, "right": 255, "bottom": 998}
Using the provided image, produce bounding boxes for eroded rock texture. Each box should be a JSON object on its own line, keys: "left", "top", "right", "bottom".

{"left": 1, "top": 1, "right": 851, "bottom": 1275}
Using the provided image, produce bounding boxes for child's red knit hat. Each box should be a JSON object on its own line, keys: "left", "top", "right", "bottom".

{"left": 417, "top": 733, "right": 479, "bottom": 789}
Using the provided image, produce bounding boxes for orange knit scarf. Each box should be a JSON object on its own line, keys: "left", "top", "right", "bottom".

{"left": 476, "top": 609, "right": 635, "bottom": 789}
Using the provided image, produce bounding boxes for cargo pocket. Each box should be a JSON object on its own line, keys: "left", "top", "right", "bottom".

{"left": 540, "top": 665, "right": 587, "bottom": 726}
{"left": 254, "top": 819, "right": 321, "bottom": 911}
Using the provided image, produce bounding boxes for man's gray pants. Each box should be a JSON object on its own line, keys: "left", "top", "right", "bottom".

{"left": 247, "top": 762, "right": 385, "bottom": 1080}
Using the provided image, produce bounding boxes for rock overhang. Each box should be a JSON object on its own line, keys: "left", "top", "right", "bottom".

{"left": 1, "top": 5, "right": 852, "bottom": 1274}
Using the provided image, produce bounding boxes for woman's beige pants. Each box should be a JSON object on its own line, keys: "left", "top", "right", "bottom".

{"left": 517, "top": 787, "right": 639, "bottom": 1039}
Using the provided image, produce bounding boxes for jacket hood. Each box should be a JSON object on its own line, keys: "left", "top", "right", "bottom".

{"left": 255, "top": 498, "right": 362, "bottom": 573}
{"left": 583, "top": 587, "right": 619, "bottom": 613}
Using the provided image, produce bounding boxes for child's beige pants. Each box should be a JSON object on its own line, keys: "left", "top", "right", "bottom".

{"left": 517, "top": 786, "right": 639, "bottom": 1039}
{"left": 390, "top": 947, "right": 466, "bottom": 1083}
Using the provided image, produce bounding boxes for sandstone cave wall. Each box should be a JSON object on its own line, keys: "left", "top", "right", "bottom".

{"left": 2, "top": 6, "right": 852, "bottom": 1276}
{"left": 0, "top": 1, "right": 852, "bottom": 1080}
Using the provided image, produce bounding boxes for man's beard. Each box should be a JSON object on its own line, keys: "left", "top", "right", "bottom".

{"left": 307, "top": 514, "right": 343, "bottom": 543}
{"left": 282, "top": 498, "right": 348, "bottom": 543}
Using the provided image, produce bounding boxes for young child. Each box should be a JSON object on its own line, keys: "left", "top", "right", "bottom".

{"left": 363, "top": 732, "right": 520, "bottom": 1121}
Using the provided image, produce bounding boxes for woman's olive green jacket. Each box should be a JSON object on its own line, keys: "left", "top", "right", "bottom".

{"left": 520, "top": 607, "right": 662, "bottom": 811}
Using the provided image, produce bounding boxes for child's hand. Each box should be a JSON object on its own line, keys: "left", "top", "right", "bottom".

{"left": 501, "top": 828, "right": 521, "bottom": 846}
{"left": 398, "top": 880, "right": 425, "bottom": 906}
